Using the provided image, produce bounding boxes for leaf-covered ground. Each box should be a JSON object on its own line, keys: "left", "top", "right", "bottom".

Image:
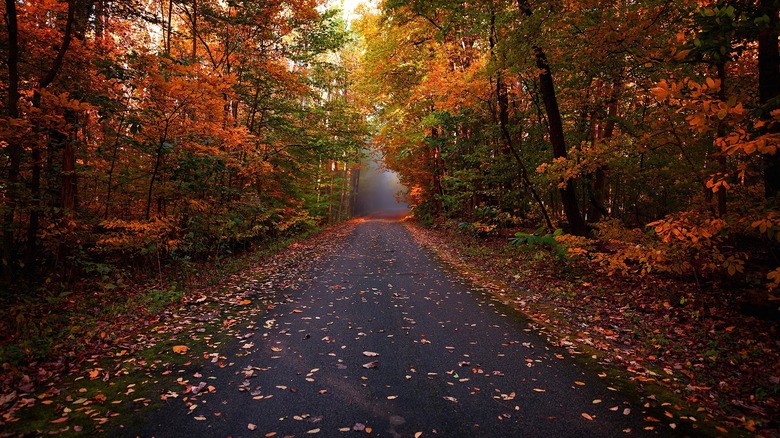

{"left": 403, "top": 222, "right": 779, "bottom": 436}
{"left": 1, "top": 218, "right": 777, "bottom": 436}
{"left": 0, "top": 223, "right": 357, "bottom": 436}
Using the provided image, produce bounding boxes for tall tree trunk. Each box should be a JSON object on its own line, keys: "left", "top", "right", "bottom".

{"left": 489, "top": 10, "right": 553, "bottom": 229}
{"left": 2, "top": 0, "right": 21, "bottom": 280}
{"left": 431, "top": 127, "right": 444, "bottom": 216}
{"left": 518, "top": 0, "right": 587, "bottom": 235}
{"left": 328, "top": 161, "right": 336, "bottom": 223}
{"left": 26, "top": 0, "right": 77, "bottom": 272}
{"left": 147, "top": 127, "right": 169, "bottom": 220}
{"left": 104, "top": 111, "right": 127, "bottom": 219}
{"left": 758, "top": 0, "right": 780, "bottom": 200}
{"left": 587, "top": 79, "right": 620, "bottom": 223}
{"left": 715, "top": 61, "right": 728, "bottom": 216}
{"left": 191, "top": 0, "right": 197, "bottom": 59}
{"left": 496, "top": 75, "right": 554, "bottom": 229}
{"left": 166, "top": 0, "right": 173, "bottom": 55}
{"left": 339, "top": 162, "right": 348, "bottom": 221}
{"left": 533, "top": 47, "right": 587, "bottom": 235}
{"left": 61, "top": 111, "right": 78, "bottom": 213}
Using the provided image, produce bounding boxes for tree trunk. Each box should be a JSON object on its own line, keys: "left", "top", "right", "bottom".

{"left": 2, "top": 0, "right": 21, "bottom": 280}
{"left": 61, "top": 116, "right": 77, "bottom": 213}
{"left": 758, "top": 0, "right": 780, "bottom": 200}
{"left": 166, "top": 0, "right": 173, "bottom": 55}
{"left": 715, "top": 61, "right": 728, "bottom": 216}
{"left": 533, "top": 47, "right": 587, "bottom": 235}
{"left": 431, "top": 127, "right": 444, "bottom": 216}
{"left": 147, "top": 132, "right": 168, "bottom": 220}
{"left": 489, "top": 10, "right": 553, "bottom": 229}
{"left": 497, "top": 74, "right": 553, "bottom": 229}
{"left": 518, "top": 0, "right": 587, "bottom": 235}
{"left": 191, "top": 0, "right": 198, "bottom": 59}
{"left": 587, "top": 79, "right": 619, "bottom": 223}
{"left": 26, "top": 0, "right": 77, "bottom": 272}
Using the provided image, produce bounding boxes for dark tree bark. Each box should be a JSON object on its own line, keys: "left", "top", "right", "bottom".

{"left": 431, "top": 127, "right": 444, "bottom": 216}
{"left": 715, "top": 61, "right": 728, "bottom": 216}
{"left": 489, "top": 11, "right": 553, "bottom": 229}
{"left": 758, "top": 0, "right": 780, "bottom": 200}
{"left": 587, "top": 80, "right": 620, "bottom": 223}
{"left": 517, "top": 0, "right": 587, "bottom": 235}
{"left": 2, "top": 0, "right": 21, "bottom": 280}
{"left": 27, "top": 0, "right": 77, "bottom": 271}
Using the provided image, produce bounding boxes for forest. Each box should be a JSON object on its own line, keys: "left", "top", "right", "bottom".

{"left": 355, "top": 0, "right": 780, "bottom": 296}
{"left": 1, "top": 0, "right": 779, "bottom": 434}
{"left": 1, "top": 0, "right": 778, "bottom": 298}
{"left": 1, "top": 0, "right": 368, "bottom": 294}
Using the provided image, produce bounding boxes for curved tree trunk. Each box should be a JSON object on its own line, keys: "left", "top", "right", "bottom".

{"left": 518, "top": 0, "right": 587, "bottom": 235}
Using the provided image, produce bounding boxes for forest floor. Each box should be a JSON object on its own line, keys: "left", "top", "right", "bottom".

{"left": 404, "top": 221, "right": 779, "bottom": 437}
{"left": 0, "top": 217, "right": 777, "bottom": 436}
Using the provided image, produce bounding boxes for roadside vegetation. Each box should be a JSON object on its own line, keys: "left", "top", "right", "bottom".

{"left": 406, "top": 220, "right": 778, "bottom": 435}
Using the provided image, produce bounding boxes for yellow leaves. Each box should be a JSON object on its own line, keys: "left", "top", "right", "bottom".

{"left": 172, "top": 345, "right": 188, "bottom": 354}
{"left": 97, "top": 218, "right": 180, "bottom": 253}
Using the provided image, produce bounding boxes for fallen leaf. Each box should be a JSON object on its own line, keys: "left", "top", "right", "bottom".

{"left": 363, "top": 351, "right": 379, "bottom": 357}
{"left": 362, "top": 361, "right": 379, "bottom": 369}
{"left": 581, "top": 413, "right": 594, "bottom": 421}
{"left": 248, "top": 423, "right": 257, "bottom": 430}
{"left": 306, "top": 428, "right": 320, "bottom": 434}
{"left": 353, "top": 423, "right": 366, "bottom": 431}
{"left": 415, "top": 433, "right": 423, "bottom": 438}
{"left": 532, "top": 388, "right": 546, "bottom": 392}
{"left": 173, "top": 345, "right": 188, "bottom": 354}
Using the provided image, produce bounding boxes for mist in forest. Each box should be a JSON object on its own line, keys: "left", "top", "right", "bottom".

{"left": 353, "top": 157, "right": 408, "bottom": 217}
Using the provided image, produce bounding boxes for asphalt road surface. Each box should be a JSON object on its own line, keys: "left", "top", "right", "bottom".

{"left": 128, "top": 217, "right": 664, "bottom": 437}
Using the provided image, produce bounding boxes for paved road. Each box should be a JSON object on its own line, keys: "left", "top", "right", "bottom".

{"left": 128, "top": 218, "right": 662, "bottom": 437}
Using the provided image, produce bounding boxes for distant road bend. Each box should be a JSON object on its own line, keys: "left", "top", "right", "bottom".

{"left": 130, "top": 214, "right": 663, "bottom": 437}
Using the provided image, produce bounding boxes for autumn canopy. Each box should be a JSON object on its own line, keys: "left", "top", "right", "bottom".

{"left": 1, "top": 0, "right": 779, "bottom": 296}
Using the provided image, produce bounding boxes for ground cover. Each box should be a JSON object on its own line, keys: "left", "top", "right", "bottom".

{"left": 404, "top": 221, "right": 779, "bottom": 436}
